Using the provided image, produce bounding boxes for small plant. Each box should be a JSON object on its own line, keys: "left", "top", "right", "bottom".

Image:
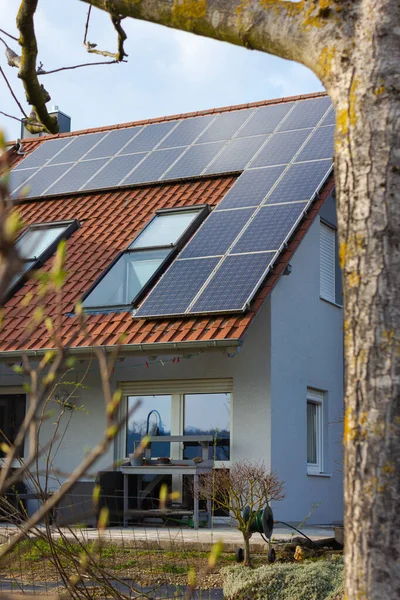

{"left": 196, "top": 460, "right": 284, "bottom": 566}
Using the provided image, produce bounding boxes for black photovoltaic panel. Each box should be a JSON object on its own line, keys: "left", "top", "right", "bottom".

{"left": 47, "top": 159, "right": 108, "bottom": 195}
{"left": 250, "top": 129, "right": 311, "bottom": 168}
{"left": 180, "top": 208, "right": 255, "bottom": 259}
{"left": 295, "top": 126, "right": 334, "bottom": 162}
{"left": 22, "top": 163, "right": 73, "bottom": 197}
{"left": 190, "top": 252, "right": 275, "bottom": 313}
{"left": 119, "top": 121, "right": 177, "bottom": 154}
{"left": 236, "top": 103, "right": 294, "bottom": 138}
{"left": 196, "top": 109, "right": 254, "bottom": 143}
{"left": 266, "top": 159, "right": 332, "bottom": 204}
{"left": 216, "top": 166, "right": 285, "bottom": 210}
{"left": 232, "top": 203, "right": 307, "bottom": 253}
{"left": 135, "top": 257, "right": 220, "bottom": 316}
{"left": 321, "top": 107, "right": 335, "bottom": 126}
{"left": 14, "top": 138, "right": 73, "bottom": 169}
{"left": 163, "top": 142, "right": 226, "bottom": 180}
{"left": 277, "top": 97, "right": 332, "bottom": 132}
{"left": 48, "top": 132, "right": 106, "bottom": 165}
{"left": 205, "top": 135, "right": 268, "bottom": 175}
{"left": 84, "top": 127, "right": 142, "bottom": 160}
{"left": 9, "top": 168, "right": 38, "bottom": 196}
{"left": 123, "top": 147, "right": 185, "bottom": 184}
{"left": 158, "top": 115, "right": 215, "bottom": 149}
{"left": 82, "top": 153, "right": 146, "bottom": 190}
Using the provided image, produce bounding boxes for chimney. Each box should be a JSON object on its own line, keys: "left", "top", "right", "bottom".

{"left": 20, "top": 106, "right": 71, "bottom": 139}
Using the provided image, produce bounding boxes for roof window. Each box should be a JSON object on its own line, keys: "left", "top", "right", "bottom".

{"left": 82, "top": 206, "right": 209, "bottom": 312}
{"left": 5, "top": 220, "right": 79, "bottom": 303}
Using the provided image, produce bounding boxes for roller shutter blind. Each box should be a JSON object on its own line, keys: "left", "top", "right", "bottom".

{"left": 119, "top": 378, "right": 233, "bottom": 396}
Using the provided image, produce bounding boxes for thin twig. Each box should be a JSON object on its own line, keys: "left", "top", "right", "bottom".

{"left": 83, "top": 5, "right": 92, "bottom": 45}
{"left": 0, "top": 66, "right": 28, "bottom": 118}
{"left": 0, "top": 28, "right": 18, "bottom": 42}
{"left": 38, "top": 59, "right": 120, "bottom": 75}
{"left": 0, "top": 110, "right": 22, "bottom": 123}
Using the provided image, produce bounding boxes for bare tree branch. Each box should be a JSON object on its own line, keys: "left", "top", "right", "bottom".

{"left": 83, "top": 4, "right": 92, "bottom": 45}
{"left": 0, "top": 110, "right": 22, "bottom": 123}
{"left": 82, "top": 5, "right": 128, "bottom": 61}
{"left": 81, "top": 0, "right": 317, "bottom": 66}
{"left": 0, "top": 28, "right": 19, "bottom": 43}
{"left": 38, "top": 59, "right": 122, "bottom": 75}
{"left": 16, "top": 0, "right": 58, "bottom": 134}
{"left": 0, "top": 66, "right": 28, "bottom": 118}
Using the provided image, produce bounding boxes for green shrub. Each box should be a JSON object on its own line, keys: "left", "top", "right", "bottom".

{"left": 222, "top": 557, "right": 344, "bottom": 600}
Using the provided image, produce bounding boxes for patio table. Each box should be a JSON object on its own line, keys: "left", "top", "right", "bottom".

{"left": 120, "top": 435, "right": 214, "bottom": 529}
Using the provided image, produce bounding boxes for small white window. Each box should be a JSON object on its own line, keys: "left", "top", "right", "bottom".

{"left": 307, "top": 388, "right": 324, "bottom": 474}
{"left": 320, "top": 221, "right": 336, "bottom": 303}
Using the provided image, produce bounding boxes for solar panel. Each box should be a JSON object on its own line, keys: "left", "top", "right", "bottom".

{"left": 189, "top": 252, "right": 275, "bottom": 313}
{"left": 216, "top": 166, "right": 285, "bottom": 210}
{"left": 47, "top": 132, "right": 107, "bottom": 164}
{"left": 14, "top": 138, "right": 74, "bottom": 169}
{"left": 84, "top": 127, "right": 142, "bottom": 160}
{"left": 46, "top": 159, "right": 108, "bottom": 195}
{"left": 119, "top": 121, "right": 177, "bottom": 154}
{"left": 162, "top": 142, "right": 226, "bottom": 180}
{"left": 231, "top": 203, "right": 307, "bottom": 253}
{"left": 265, "top": 160, "right": 332, "bottom": 204}
{"left": 180, "top": 208, "right": 255, "bottom": 258}
{"left": 295, "top": 126, "right": 334, "bottom": 162}
{"left": 277, "top": 97, "right": 332, "bottom": 132}
{"left": 321, "top": 107, "right": 335, "bottom": 126}
{"left": 205, "top": 135, "right": 268, "bottom": 174}
{"left": 236, "top": 103, "right": 294, "bottom": 138}
{"left": 196, "top": 109, "right": 254, "bottom": 143}
{"left": 158, "top": 115, "right": 215, "bottom": 149}
{"left": 250, "top": 129, "right": 312, "bottom": 168}
{"left": 123, "top": 147, "right": 185, "bottom": 184}
{"left": 135, "top": 257, "right": 220, "bottom": 317}
{"left": 8, "top": 168, "right": 38, "bottom": 196}
{"left": 22, "top": 163, "right": 74, "bottom": 197}
{"left": 82, "top": 153, "right": 146, "bottom": 190}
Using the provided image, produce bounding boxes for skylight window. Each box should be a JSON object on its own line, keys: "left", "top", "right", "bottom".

{"left": 5, "top": 221, "right": 79, "bottom": 303}
{"left": 82, "top": 206, "right": 208, "bottom": 312}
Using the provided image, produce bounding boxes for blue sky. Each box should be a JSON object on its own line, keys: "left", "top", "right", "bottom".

{"left": 1, "top": 0, "right": 323, "bottom": 141}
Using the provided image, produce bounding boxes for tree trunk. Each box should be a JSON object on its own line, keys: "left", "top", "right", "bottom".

{"left": 243, "top": 532, "right": 251, "bottom": 567}
{"left": 327, "top": 2, "right": 400, "bottom": 598}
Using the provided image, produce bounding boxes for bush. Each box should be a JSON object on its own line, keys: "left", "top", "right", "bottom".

{"left": 222, "top": 557, "right": 344, "bottom": 600}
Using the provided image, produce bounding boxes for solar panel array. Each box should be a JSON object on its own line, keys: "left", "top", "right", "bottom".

{"left": 135, "top": 99, "right": 334, "bottom": 317}
{"left": 10, "top": 96, "right": 335, "bottom": 317}
{"left": 10, "top": 97, "right": 333, "bottom": 200}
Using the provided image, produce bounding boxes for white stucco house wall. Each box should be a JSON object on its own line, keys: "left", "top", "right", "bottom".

{"left": 0, "top": 93, "right": 344, "bottom": 525}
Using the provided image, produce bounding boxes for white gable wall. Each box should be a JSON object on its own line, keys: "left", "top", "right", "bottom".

{"left": 270, "top": 212, "right": 344, "bottom": 524}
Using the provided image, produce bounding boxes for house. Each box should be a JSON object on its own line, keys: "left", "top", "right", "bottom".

{"left": 0, "top": 92, "right": 344, "bottom": 525}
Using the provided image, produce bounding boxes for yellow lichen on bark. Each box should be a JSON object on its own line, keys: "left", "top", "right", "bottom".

{"left": 339, "top": 233, "right": 365, "bottom": 269}
{"left": 172, "top": 0, "right": 207, "bottom": 23}
{"left": 348, "top": 272, "right": 361, "bottom": 287}
{"left": 317, "top": 45, "right": 336, "bottom": 78}
{"left": 344, "top": 407, "right": 358, "bottom": 442}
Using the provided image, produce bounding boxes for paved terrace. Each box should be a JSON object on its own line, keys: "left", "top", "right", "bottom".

{"left": 0, "top": 522, "right": 336, "bottom": 552}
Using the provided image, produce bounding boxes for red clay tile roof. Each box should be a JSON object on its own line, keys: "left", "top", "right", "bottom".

{"left": 0, "top": 92, "right": 333, "bottom": 355}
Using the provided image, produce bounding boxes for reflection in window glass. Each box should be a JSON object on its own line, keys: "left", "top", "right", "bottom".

{"left": 307, "top": 401, "right": 318, "bottom": 464}
{"left": 130, "top": 210, "right": 201, "bottom": 249}
{"left": 17, "top": 225, "right": 69, "bottom": 259}
{"left": 127, "top": 395, "right": 171, "bottom": 458}
{"left": 83, "top": 249, "right": 169, "bottom": 309}
{"left": 184, "top": 393, "right": 230, "bottom": 461}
